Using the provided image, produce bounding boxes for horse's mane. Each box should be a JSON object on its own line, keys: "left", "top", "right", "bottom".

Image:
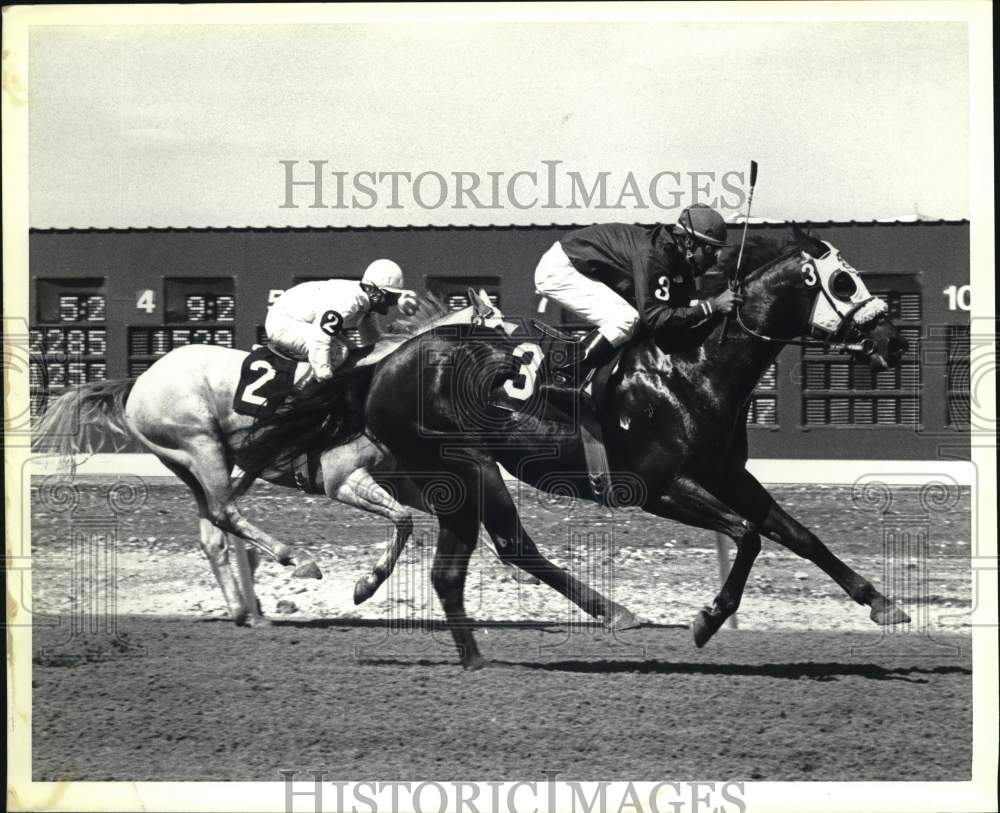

{"left": 715, "top": 229, "right": 827, "bottom": 287}
{"left": 231, "top": 292, "right": 451, "bottom": 490}
{"left": 232, "top": 365, "right": 373, "bottom": 491}
{"left": 382, "top": 292, "right": 450, "bottom": 336}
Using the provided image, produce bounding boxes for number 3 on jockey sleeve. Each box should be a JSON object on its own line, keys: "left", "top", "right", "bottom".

{"left": 319, "top": 310, "right": 344, "bottom": 336}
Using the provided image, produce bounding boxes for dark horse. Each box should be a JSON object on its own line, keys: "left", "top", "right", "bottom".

{"left": 243, "top": 229, "right": 913, "bottom": 668}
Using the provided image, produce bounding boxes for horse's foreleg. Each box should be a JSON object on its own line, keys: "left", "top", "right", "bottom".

{"left": 325, "top": 467, "right": 414, "bottom": 605}
{"left": 433, "top": 491, "right": 485, "bottom": 670}
{"left": 480, "top": 465, "right": 640, "bottom": 630}
{"left": 645, "top": 476, "right": 762, "bottom": 646}
{"left": 719, "top": 469, "right": 910, "bottom": 626}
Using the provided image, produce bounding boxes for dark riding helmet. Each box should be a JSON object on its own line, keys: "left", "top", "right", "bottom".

{"left": 673, "top": 204, "right": 731, "bottom": 248}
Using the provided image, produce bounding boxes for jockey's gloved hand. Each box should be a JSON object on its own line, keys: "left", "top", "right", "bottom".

{"left": 397, "top": 290, "right": 419, "bottom": 316}
{"left": 707, "top": 289, "right": 744, "bottom": 315}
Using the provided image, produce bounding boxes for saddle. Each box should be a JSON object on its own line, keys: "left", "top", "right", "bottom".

{"left": 232, "top": 345, "right": 303, "bottom": 419}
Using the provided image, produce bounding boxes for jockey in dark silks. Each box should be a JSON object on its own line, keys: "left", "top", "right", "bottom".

{"left": 534, "top": 203, "right": 744, "bottom": 385}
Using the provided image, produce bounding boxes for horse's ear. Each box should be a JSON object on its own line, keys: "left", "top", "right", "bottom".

{"left": 476, "top": 288, "right": 496, "bottom": 314}
{"left": 790, "top": 223, "right": 825, "bottom": 257}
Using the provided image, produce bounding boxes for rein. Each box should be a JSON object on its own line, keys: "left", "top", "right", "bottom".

{"left": 728, "top": 252, "right": 876, "bottom": 354}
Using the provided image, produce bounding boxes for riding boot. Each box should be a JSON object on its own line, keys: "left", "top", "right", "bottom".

{"left": 551, "top": 328, "right": 618, "bottom": 389}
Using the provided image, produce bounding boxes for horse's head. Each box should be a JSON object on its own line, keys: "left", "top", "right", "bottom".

{"left": 385, "top": 289, "right": 514, "bottom": 337}
{"left": 467, "top": 288, "right": 517, "bottom": 335}
{"left": 741, "top": 227, "right": 908, "bottom": 370}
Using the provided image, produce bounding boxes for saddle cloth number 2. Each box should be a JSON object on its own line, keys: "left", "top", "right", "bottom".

{"left": 503, "top": 342, "right": 544, "bottom": 401}
{"left": 240, "top": 360, "right": 277, "bottom": 407}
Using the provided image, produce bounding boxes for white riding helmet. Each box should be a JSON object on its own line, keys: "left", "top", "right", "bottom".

{"left": 361, "top": 259, "right": 405, "bottom": 293}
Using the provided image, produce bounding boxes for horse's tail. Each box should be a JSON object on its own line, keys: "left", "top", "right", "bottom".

{"left": 34, "top": 378, "right": 136, "bottom": 460}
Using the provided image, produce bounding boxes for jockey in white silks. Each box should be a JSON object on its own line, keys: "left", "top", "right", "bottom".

{"left": 266, "top": 259, "right": 419, "bottom": 381}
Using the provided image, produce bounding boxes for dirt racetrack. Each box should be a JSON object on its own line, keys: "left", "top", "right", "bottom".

{"left": 32, "top": 618, "right": 971, "bottom": 781}
{"left": 28, "top": 478, "right": 973, "bottom": 781}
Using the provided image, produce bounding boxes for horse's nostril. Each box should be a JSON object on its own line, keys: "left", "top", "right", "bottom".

{"left": 889, "top": 337, "right": 909, "bottom": 356}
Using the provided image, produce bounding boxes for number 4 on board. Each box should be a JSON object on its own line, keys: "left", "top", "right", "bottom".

{"left": 136, "top": 289, "right": 156, "bottom": 314}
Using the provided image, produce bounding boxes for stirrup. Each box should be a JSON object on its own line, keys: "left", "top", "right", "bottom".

{"left": 550, "top": 366, "right": 596, "bottom": 396}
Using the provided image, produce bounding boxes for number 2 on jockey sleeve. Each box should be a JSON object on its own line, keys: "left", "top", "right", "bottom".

{"left": 503, "top": 342, "right": 544, "bottom": 401}
{"left": 319, "top": 310, "right": 344, "bottom": 336}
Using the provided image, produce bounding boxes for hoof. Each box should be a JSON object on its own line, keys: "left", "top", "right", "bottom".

{"left": 246, "top": 614, "right": 274, "bottom": 628}
{"left": 510, "top": 569, "right": 541, "bottom": 585}
{"left": 292, "top": 560, "right": 323, "bottom": 580}
{"left": 692, "top": 606, "right": 724, "bottom": 648}
{"left": 605, "top": 605, "right": 641, "bottom": 631}
{"left": 463, "top": 655, "right": 488, "bottom": 672}
{"left": 870, "top": 602, "right": 911, "bottom": 626}
{"left": 353, "top": 575, "right": 381, "bottom": 605}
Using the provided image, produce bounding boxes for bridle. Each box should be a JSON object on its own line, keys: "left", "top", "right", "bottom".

{"left": 729, "top": 248, "right": 883, "bottom": 355}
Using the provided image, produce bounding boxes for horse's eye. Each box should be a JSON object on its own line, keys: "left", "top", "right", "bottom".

{"left": 831, "top": 270, "right": 858, "bottom": 299}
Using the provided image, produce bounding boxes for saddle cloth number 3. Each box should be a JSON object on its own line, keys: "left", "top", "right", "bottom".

{"left": 503, "top": 342, "right": 544, "bottom": 401}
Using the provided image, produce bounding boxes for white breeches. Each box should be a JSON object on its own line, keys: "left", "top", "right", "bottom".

{"left": 533, "top": 242, "right": 639, "bottom": 346}
{"left": 265, "top": 310, "right": 349, "bottom": 380}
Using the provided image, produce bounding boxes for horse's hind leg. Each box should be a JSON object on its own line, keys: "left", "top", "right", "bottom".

{"left": 142, "top": 431, "right": 322, "bottom": 579}
{"left": 479, "top": 464, "right": 640, "bottom": 630}
{"left": 645, "top": 476, "right": 763, "bottom": 647}
{"left": 183, "top": 434, "right": 321, "bottom": 579}
{"left": 220, "top": 497, "right": 323, "bottom": 579}
{"left": 196, "top": 517, "right": 258, "bottom": 626}
{"left": 161, "top": 454, "right": 257, "bottom": 625}
{"left": 483, "top": 527, "right": 541, "bottom": 585}
{"left": 323, "top": 466, "right": 414, "bottom": 605}
{"left": 433, "top": 488, "right": 485, "bottom": 671}
{"left": 717, "top": 469, "right": 910, "bottom": 627}
{"left": 229, "top": 535, "right": 271, "bottom": 626}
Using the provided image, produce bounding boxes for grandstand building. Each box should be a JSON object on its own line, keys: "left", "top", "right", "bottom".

{"left": 29, "top": 220, "right": 971, "bottom": 459}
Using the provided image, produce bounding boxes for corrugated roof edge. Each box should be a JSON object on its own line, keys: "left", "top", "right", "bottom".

{"left": 29, "top": 219, "right": 969, "bottom": 233}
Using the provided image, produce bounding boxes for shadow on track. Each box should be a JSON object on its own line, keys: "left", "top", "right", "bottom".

{"left": 355, "top": 657, "right": 970, "bottom": 683}
{"left": 204, "top": 617, "right": 686, "bottom": 632}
